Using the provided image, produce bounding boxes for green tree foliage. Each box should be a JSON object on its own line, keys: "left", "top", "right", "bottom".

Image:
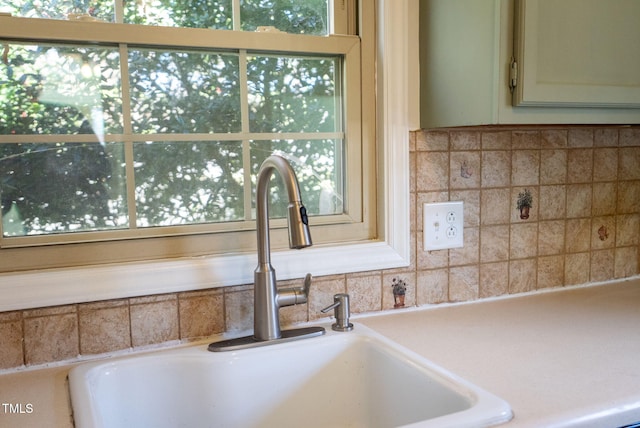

{"left": 0, "top": 0, "right": 340, "bottom": 236}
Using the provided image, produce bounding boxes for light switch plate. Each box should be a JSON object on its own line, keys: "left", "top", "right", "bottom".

{"left": 423, "top": 201, "right": 464, "bottom": 251}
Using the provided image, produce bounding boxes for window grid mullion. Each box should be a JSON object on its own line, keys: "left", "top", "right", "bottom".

{"left": 239, "top": 50, "right": 253, "bottom": 222}
{"left": 118, "top": 43, "right": 138, "bottom": 230}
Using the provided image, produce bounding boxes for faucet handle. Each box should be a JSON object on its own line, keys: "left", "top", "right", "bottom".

{"left": 277, "top": 273, "right": 313, "bottom": 307}
{"left": 321, "top": 293, "right": 354, "bottom": 332}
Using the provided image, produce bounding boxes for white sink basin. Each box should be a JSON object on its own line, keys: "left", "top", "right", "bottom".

{"left": 69, "top": 324, "right": 512, "bottom": 428}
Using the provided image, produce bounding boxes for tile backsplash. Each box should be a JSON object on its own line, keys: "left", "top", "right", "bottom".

{"left": 1, "top": 125, "right": 639, "bottom": 370}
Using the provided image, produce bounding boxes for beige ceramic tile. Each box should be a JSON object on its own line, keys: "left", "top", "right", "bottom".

{"left": 540, "top": 150, "right": 567, "bottom": 184}
{"left": 0, "top": 313, "right": 23, "bottom": 369}
{"left": 592, "top": 182, "right": 617, "bottom": 216}
{"left": 617, "top": 180, "right": 640, "bottom": 214}
{"left": 224, "top": 289, "right": 253, "bottom": 333}
{"left": 615, "top": 247, "right": 639, "bottom": 279}
{"left": 567, "top": 149, "right": 593, "bottom": 183}
{"left": 510, "top": 223, "right": 538, "bottom": 259}
{"left": 538, "top": 220, "right": 565, "bottom": 256}
{"left": 616, "top": 214, "right": 640, "bottom": 247}
{"left": 537, "top": 255, "right": 564, "bottom": 289}
{"left": 591, "top": 249, "right": 615, "bottom": 282}
{"left": 566, "top": 184, "right": 592, "bottom": 218}
{"left": 23, "top": 310, "right": 78, "bottom": 365}
{"left": 178, "top": 290, "right": 224, "bottom": 340}
{"left": 538, "top": 185, "right": 566, "bottom": 220}
{"left": 417, "top": 232, "right": 449, "bottom": 269}
{"left": 565, "top": 253, "right": 591, "bottom": 286}
{"left": 79, "top": 300, "right": 130, "bottom": 355}
{"left": 509, "top": 259, "right": 537, "bottom": 294}
{"left": 449, "top": 266, "right": 479, "bottom": 302}
{"left": 593, "top": 148, "right": 618, "bottom": 182}
{"left": 568, "top": 128, "right": 594, "bottom": 147}
{"left": 594, "top": 128, "right": 618, "bottom": 147}
{"left": 450, "top": 130, "right": 480, "bottom": 150}
{"left": 479, "top": 262, "right": 509, "bottom": 298}
{"left": 540, "top": 129, "right": 568, "bottom": 148}
{"left": 416, "top": 269, "right": 448, "bottom": 305}
{"left": 416, "top": 130, "right": 449, "bottom": 151}
{"left": 450, "top": 151, "right": 480, "bottom": 189}
{"left": 346, "top": 274, "right": 382, "bottom": 313}
{"left": 512, "top": 150, "right": 540, "bottom": 186}
{"left": 480, "top": 225, "right": 510, "bottom": 262}
{"left": 619, "top": 128, "right": 640, "bottom": 147}
{"left": 512, "top": 130, "right": 540, "bottom": 150}
{"left": 565, "top": 219, "right": 591, "bottom": 253}
{"left": 130, "top": 295, "right": 179, "bottom": 347}
{"left": 450, "top": 190, "right": 480, "bottom": 227}
{"left": 416, "top": 151, "right": 449, "bottom": 191}
{"left": 449, "top": 227, "right": 479, "bottom": 266}
{"left": 481, "top": 188, "right": 511, "bottom": 225}
{"left": 619, "top": 147, "right": 640, "bottom": 180}
{"left": 481, "top": 131, "right": 511, "bottom": 150}
{"left": 481, "top": 151, "right": 511, "bottom": 188}
{"left": 308, "top": 276, "right": 346, "bottom": 320}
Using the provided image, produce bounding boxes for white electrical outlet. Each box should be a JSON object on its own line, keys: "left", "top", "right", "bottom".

{"left": 423, "top": 201, "right": 464, "bottom": 251}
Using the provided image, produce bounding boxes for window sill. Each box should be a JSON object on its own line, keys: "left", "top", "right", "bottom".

{"left": 0, "top": 238, "right": 409, "bottom": 311}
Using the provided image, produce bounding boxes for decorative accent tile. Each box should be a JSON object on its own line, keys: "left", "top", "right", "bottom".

{"left": 450, "top": 151, "right": 480, "bottom": 189}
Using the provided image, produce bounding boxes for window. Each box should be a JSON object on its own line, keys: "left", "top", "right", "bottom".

{"left": 0, "top": 0, "right": 374, "bottom": 272}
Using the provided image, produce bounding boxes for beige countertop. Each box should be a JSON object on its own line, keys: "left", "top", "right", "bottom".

{"left": 1, "top": 278, "right": 639, "bottom": 428}
{"left": 360, "top": 277, "right": 640, "bottom": 428}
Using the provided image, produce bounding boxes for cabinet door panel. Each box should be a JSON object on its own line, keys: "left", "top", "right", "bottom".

{"left": 514, "top": 0, "right": 640, "bottom": 108}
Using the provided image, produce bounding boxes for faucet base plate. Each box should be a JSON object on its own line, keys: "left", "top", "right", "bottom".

{"left": 208, "top": 326, "right": 325, "bottom": 352}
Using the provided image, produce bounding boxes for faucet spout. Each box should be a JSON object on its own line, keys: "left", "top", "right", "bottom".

{"left": 254, "top": 155, "right": 312, "bottom": 341}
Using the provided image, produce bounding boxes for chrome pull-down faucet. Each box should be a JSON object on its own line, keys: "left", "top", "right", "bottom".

{"left": 209, "top": 155, "right": 325, "bottom": 352}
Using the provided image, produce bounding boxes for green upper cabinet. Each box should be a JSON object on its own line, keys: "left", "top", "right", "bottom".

{"left": 420, "top": 0, "right": 640, "bottom": 128}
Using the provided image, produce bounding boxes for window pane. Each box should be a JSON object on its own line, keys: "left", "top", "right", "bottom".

{"left": 129, "top": 49, "right": 241, "bottom": 134}
{"left": 0, "top": 43, "right": 123, "bottom": 136}
{"left": 241, "top": 0, "right": 329, "bottom": 35}
{"left": 0, "top": 0, "right": 114, "bottom": 21}
{"left": 122, "top": 0, "right": 232, "bottom": 29}
{"left": 134, "top": 140, "right": 244, "bottom": 226}
{"left": 1, "top": 142, "right": 128, "bottom": 236}
{"left": 247, "top": 54, "right": 340, "bottom": 133}
{"left": 250, "top": 139, "right": 343, "bottom": 218}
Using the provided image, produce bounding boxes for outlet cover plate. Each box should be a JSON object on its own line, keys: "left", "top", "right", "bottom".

{"left": 423, "top": 201, "right": 464, "bottom": 251}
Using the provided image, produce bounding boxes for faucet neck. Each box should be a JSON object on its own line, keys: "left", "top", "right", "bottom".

{"left": 255, "top": 155, "right": 311, "bottom": 265}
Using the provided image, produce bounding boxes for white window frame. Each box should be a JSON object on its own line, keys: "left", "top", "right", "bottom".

{"left": 0, "top": 0, "right": 412, "bottom": 311}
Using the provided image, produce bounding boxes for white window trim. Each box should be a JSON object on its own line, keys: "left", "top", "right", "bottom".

{"left": 0, "top": 0, "right": 412, "bottom": 312}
